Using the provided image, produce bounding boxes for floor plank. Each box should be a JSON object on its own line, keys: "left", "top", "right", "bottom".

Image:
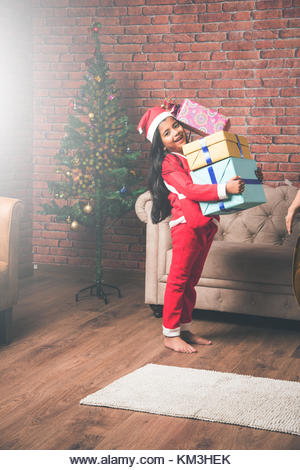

{"left": 0, "top": 266, "right": 299, "bottom": 450}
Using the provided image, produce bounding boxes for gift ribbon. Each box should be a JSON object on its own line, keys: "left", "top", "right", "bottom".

{"left": 200, "top": 134, "right": 245, "bottom": 164}
{"left": 200, "top": 138, "right": 213, "bottom": 165}
{"left": 235, "top": 134, "right": 244, "bottom": 158}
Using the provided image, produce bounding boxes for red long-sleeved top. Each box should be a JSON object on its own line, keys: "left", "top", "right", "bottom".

{"left": 162, "top": 152, "right": 225, "bottom": 228}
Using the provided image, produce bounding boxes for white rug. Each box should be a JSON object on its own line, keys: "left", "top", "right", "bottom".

{"left": 80, "top": 363, "right": 300, "bottom": 436}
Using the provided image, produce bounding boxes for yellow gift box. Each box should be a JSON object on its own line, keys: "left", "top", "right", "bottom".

{"left": 182, "top": 131, "right": 252, "bottom": 171}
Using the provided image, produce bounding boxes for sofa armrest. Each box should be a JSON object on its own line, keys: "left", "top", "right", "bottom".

{"left": 135, "top": 191, "right": 172, "bottom": 305}
{"left": 135, "top": 191, "right": 152, "bottom": 224}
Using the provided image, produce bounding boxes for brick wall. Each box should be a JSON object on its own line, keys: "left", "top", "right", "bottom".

{"left": 32, "top": 0, "right": 300, "bottom": 272}
{"left": 0, "top": 0, "right": 33, "bottom": 276}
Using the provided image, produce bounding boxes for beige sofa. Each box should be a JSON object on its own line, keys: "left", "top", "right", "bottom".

{"left": 0, "top": 197, "right": 23, "bottom": 344}
{"left": 135, "top": 184, "right": 300, "bottom": 321}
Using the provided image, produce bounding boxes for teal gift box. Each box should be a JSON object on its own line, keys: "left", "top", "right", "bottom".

{"left": 190, "top": 157, "right": 266, "bottom": 216}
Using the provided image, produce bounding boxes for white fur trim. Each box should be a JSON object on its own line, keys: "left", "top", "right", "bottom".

{"left": 163, "top": 326, "right": 181, "bottom": 337}
{"left": 147, "top": 111, "right": 173, "bottom": 142}
{"left": 164, "top": 181, "right": 186, "bottom": 200}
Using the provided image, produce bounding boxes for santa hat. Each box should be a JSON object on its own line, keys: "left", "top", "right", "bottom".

{"left": 137, "top": 106, "right": 174, "bottom": 143}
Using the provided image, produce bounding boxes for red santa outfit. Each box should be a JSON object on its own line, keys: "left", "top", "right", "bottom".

{"left": 137, "top": 106, "right": 228, "bottom": 337}
{"left": 161, "top": 151, "right": 227, "bottom": 336}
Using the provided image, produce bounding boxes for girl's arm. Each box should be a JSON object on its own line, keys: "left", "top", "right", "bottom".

{"left": 286, "top": 189, "right": 300, "bottom": 234}
{"left": 162, "top": 154, "right": 243, "bottom": 202}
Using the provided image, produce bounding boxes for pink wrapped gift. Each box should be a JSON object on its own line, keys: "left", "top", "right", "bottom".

{"left": 176, "top": 99, "right": 229, "bottom": 136}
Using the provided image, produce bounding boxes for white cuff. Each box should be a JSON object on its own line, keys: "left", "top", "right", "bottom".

{"left": 163, "top": 326, "right": 180, "bottom": 337}
{"left": 217, "top": 184, "right": 228, "bottom": 200}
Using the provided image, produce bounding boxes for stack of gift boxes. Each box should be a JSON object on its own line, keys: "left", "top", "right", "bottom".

{"left": 172, "top": 99, "right": 266, "bottom": 216}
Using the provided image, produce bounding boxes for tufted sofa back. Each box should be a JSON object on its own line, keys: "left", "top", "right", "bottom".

{"left": 215, "top": 185, "right": 300, "bottom": 247}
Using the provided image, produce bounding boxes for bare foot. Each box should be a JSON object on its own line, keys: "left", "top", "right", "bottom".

{"left": 181, "top": 331, "right": 212, "bottom": 345}
{"left": 164, "top": 336, "right": 197, "bottom": 353}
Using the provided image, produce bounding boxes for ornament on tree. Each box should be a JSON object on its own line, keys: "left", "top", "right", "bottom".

{"left": 92, "top": 22, "right": 101, "bottom": 33}
{"left": 109, "top": 95, "right": 115, "bottom": 100}
{"left": 95, "top": 75, "right": 102, "bottom": 82}
{"left": 66, "top": 216, "right": 71, "bottom": 224}
{"left": 88, "top": 112, "right": 95, "bottom": 120}
{"left": 83, "top": 201, "right": 93, "bottom": 215}
{"left": 120, "top": 185, "right": 127, "bottom": 194}
{"left": 70, "top": 220, "right": 79, "bottom": 231}
{"left": 66, "top": 170, "right": 72, "bottom": 177}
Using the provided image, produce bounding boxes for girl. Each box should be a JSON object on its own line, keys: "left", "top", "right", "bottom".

{"left": 138, "top": 106, "right": 245, "bottom": 353}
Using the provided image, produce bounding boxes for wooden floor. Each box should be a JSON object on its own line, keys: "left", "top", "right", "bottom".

{"left": 0, "top": 266, "right": 300, "bottom": 450}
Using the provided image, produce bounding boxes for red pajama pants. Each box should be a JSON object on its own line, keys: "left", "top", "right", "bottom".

{"left": 162, "top": 221, "right": 217, "bottom": 337}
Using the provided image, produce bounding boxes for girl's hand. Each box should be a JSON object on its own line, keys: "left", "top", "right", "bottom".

{"left": 285, "top": 189, "right": 300, "bottom": 235}
{"left": 286, "top": 206, "right": 300, "bottom": 235}
{"left": 226, "top": 176, "right": 245, "bottom": 195}
{"left": 255, "top": 166, "right": 264, "bottom": 182}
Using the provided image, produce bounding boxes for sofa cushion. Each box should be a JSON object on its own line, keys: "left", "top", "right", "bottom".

{"left": 166, "top": 241, "right": 293, "bottom": 287}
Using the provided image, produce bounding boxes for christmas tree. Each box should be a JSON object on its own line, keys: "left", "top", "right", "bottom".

{"left": 42, "top": 22, "right": 144, "bottom": 302}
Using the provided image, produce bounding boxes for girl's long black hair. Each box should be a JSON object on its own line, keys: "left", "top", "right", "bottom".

{"left": 147, "top": 127, "right": 171, "bottom": 224}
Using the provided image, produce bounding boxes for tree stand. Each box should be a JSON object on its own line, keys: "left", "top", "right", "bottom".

{"left": 75, "top": 280, "right": 121, "bottom": 304}
{"left": 75, "top": 182, "right": 121, "bottom": 304}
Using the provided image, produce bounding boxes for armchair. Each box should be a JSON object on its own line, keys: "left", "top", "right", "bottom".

{"left": 0, "top": 197, "right": 23, "bottom": 344}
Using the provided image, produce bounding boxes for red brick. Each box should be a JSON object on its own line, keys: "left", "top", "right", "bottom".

{"left": 137, "top": 25, "right": 170, "bottom": 34}
{"left": 275, "top": 39, "right": 300, "bottom": 49}
{"left": 181, "top": 80, "right": 212, "bottom": 89}
{"left": 191, "top": 43, "right": 220, "bottom": 52}
{"left": 256, "top": 154, "right": 289, "bottom": 162}
{"left": 219, "top": 21, "right": 253, "bottom": 31}
{"left": 235, "top": 60, "right": 268, "bottom": 69}
{"left": 222, "top": 1, "right": 255, "bottom": 11}
{"left": 245, "top": 88, "right": 279, "bottom": 97}
{"left": 283, "top": 8, "right": 300, "bottom": 18}
{"left": 251, "top": 107, "right": 284, "bottom": 116}
{"left": 232, "top": 11, "right": 252, "bottom": 20}
{"left": 248, "top": 126, "right": 281, "bottom": 135}
{"left": 213, "top": 79, "right": 245, "bottom": 89}
{"left": 247, "top": 116, "right": 276, "bottom": 126}
{"left": 261, "top": 163, "right": 278, "bottom": 171}
{"left": 279, "top": 164, "right": 300, "bottom": 172}
{"left": 143, "top": 43, "right": 173, "bottom": 53}
{"left": 281, "top": 88, "right": 300, "bottom": 97}
{"left": 256, "top": 0, "right": 292, "bottom": 8}
{"left": 151, "top": 16, "right": 169, "bottom": 25}
{"left": 279, "top": 28, "right": 300, "bottom": 38}
{"left": 262, "top": 172, "right": 284, "bottom": 181}
{"left": 149, "top": 53, "right": 179, "bottom": 62}
{"left": 143, "top": 5, "right": 173, "bottom": 14}
{"left": 171, "top": 14, "right": 198, "bottom": 24}
{"left": 223, "top": 40, "right": 256, "bottom": 51}
{"left": 173, "top": 4, "right": 205, "bottom": 14}
{"left": 171, "top": 24, "right": 203, "bottom": 34}
{"left": 201, "top": 60, "right": 234, "bottom": 70}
